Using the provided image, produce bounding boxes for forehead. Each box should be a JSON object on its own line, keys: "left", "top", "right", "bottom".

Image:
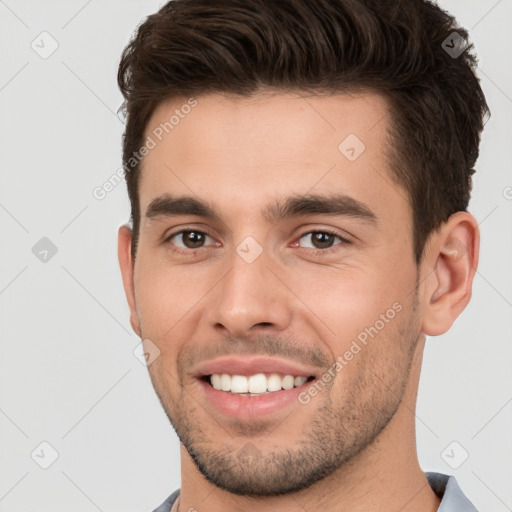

{"left": 143, "top": 90, "right": 390, "bottom": 165}
{"left": 138, "top": 91, "right": 407, "bottom": 226}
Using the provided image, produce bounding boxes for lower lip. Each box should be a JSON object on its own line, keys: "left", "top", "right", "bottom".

{"left": 197, "top": 378, "right": 314, "bottom": 420}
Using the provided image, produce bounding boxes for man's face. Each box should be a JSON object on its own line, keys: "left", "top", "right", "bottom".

{"left": 123, "top": 91, "right": 425, "bottom": 495}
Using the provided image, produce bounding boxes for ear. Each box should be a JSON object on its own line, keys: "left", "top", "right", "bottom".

{"left": 118, "top": 224, "right": 142, "bottom": 337}
{"left": 421, "top": 212, "right": 479, "bottom": 336}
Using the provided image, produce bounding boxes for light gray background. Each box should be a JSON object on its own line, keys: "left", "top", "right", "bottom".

{"left": 0, "top": 1, "right": 511, "bottom": 511}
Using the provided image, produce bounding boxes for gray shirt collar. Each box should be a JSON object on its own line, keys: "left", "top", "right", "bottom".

{"left": 426, "top": 472, "right": 479, "bottom": 511}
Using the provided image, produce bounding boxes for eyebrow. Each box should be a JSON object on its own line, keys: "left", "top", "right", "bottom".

{"left": 146, "top": 195, "right": 220, "bottom": 221}
{"left": 145, "top": 193, "right": 377, "bottom": 226}
{"left": 263, "top": 194, "right": 377, "bottom": 225}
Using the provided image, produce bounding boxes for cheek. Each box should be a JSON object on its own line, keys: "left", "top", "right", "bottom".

{"left": 134, "top": 255, "right": 211, "bottom": 338}
{"left": 326, "top": 301, "right": 415, "bottom": 408}
{"left": 290, "top": 264, "right": 414, "bottom": 388}
{"left": 290, "top": 265, "right": 401, "bottom": 339}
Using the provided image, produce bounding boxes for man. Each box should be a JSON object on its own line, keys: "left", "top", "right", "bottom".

{"left": 117, "top": 0, "right": 488, "bottom": 510}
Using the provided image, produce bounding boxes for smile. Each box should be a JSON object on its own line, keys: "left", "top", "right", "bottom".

{"left": 193, "top": 356, "right": 321, "bottom": 419}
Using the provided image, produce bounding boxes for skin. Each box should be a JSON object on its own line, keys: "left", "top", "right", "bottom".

{"left": 118, "top": 91, "right": 479, "bottom": 512}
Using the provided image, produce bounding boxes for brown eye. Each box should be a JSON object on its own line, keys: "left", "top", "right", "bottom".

{"left": 170, "top": 230, "right": 210, "bottom": 249}
{"left": 182, "top": 231, "right": 205, "bottom": 248}
{"left": 298, "top": 231, "right": 346, "bottom": 250}
{"left": 311, "top": 232, "right": 336, "bottom": 248}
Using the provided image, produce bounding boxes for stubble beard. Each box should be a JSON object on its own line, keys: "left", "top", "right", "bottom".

{"left": 150, "top": 294, "right": 421, "bottom": 496}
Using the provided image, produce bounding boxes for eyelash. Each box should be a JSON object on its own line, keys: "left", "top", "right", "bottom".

{"left": 164, "top": 228, "right": 351, "bottom": 257}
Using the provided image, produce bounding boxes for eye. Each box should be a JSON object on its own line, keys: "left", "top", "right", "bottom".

{"left": 297, "top": 231, "right": 347, "bottom": 250}
{"left": 167, "top": 230, "right": 215, "bottom": 249}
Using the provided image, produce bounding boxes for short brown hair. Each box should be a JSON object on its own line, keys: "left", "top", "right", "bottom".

{"left": 118, "top": 0, "right": 489, "bottom": 264}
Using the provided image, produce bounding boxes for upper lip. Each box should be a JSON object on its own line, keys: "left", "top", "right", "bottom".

{"left": 194, "top": 356, "right": 320, "bottom": 379}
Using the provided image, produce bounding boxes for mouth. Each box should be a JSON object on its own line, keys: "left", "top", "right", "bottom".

{"left": 193, "top": 357, "right": 320, "bottom": 419}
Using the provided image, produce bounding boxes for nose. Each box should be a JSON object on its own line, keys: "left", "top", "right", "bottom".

{"left": 206, "top": 248, "right": 292, "bottom": 337}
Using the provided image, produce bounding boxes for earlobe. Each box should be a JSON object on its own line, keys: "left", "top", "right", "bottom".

{"left": 118, "top": 224, "right": 142, "bottom": 337}
{"left": 421, "top": 212, "right": 479, "bottom": 336}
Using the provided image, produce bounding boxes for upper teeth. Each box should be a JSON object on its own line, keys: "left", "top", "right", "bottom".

{"left": 210, "top": 373, "right": 309, "bottom": 394}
